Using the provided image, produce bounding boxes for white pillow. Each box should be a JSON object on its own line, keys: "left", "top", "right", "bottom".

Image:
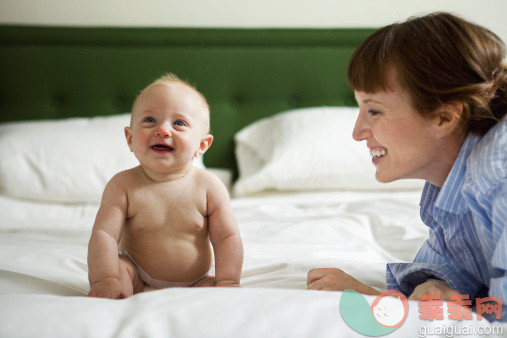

{"left": 0, "top": 114, "right": 205, "bottom": 203}
{"left": 233, "top": 107, "right": 424, "bottom": 196}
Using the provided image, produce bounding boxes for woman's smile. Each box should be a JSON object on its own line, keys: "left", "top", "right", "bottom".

{"left": 369, "top": 147, "right": 387, "bottom": 163}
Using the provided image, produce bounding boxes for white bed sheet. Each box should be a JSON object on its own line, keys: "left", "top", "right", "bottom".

{"left": 1, "top": 190, "right": 505, "bottom": 337}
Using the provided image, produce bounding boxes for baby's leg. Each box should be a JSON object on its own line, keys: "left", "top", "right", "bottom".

{"left": 118, "top": 254, "right": 144, "bottom": 297}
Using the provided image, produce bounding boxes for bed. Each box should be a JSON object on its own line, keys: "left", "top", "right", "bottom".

{"left": 1, "top": 25, "right": 505, "bottom": 337}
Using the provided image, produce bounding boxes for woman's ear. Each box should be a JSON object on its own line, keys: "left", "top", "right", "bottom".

{"left": 434, "top": 102, "right": 464, "bottom": 138}
{"left": 194, "top": 134, "right": 213, "bottom": 158}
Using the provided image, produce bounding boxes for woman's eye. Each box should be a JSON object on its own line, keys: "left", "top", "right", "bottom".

{"left": 368, "top": 109, "right": 381, "bottom": 116}
{"left": 144, "top": 117, "right": 156, "bottom": 123}
{"left": 174, "top": 120, "right": 186, "bottom": 127}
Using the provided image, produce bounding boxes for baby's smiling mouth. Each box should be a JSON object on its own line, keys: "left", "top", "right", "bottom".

{"left": 151, "top": 144, "right": 174, "bottom": 153}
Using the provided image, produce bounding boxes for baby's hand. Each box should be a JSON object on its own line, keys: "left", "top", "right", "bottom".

{"left": 191, "top": 276, "right": 216, "bottom": 287}
{"left": 88, "top": 278, "right": 125, "bottom": 299}
{"left": 215, "top": 280, "right": 240, "bottom": 287}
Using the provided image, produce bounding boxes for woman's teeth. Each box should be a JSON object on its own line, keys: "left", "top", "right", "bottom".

{"left": 370, "top": 149, "right": 387, "bottom": 159}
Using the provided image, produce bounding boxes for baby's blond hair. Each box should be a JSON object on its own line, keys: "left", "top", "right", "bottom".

{"left": 153, "top": 73, "right": 208, "bottom": 108}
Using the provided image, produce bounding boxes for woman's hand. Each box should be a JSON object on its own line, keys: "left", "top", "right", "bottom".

{"left": 408, "top": 280, "right": 461, "bottom": 301}
{"left": 307, "top": 268, "right": 380, "bottom": 295}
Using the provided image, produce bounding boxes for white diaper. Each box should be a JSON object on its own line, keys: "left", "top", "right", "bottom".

{"left": 122, "top": 250, "right": 207, "bottom": 289}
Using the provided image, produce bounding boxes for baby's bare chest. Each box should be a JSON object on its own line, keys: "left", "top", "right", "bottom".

{"left": 125, "top": 184, "right": 207, "bottom": 234}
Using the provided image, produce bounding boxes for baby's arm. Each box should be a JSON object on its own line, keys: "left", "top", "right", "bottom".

{"left": 207, "top": 175, "right": 243, "bottom": 287}
{"left": 87, "top": 175, "right": 128, "bottom": 298}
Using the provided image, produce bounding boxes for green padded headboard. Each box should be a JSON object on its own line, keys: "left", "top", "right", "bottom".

{"left": 0, "top": 26, "right": 373, "bottom": 171}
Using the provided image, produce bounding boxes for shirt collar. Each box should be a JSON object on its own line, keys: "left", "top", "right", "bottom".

{"left": 424, "top": 133, "right": 481, "bottom": 221}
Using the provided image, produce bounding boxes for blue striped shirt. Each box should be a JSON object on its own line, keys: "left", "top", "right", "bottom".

{"left": 386, "top": 116, "right": 507, "bottom": 320}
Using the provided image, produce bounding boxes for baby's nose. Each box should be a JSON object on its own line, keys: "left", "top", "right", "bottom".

{"left": 154, "top": 124, "right": 172, "bottom": 137}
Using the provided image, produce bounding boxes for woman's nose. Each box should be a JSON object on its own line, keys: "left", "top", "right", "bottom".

{"left": 352, "top": 112, "right": 369, "bottom": 142}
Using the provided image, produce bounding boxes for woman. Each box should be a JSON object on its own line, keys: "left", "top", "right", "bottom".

{"left": 307, "top": 12, "right": 507, "bottom": 318}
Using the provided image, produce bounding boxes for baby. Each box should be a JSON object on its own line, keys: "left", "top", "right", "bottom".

{"left": 87, "top": 74, "right": 243, "bottom": 299}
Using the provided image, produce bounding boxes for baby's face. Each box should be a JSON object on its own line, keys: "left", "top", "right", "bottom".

{"left": 125, "top": 83, "right": 211, "bottom": 175}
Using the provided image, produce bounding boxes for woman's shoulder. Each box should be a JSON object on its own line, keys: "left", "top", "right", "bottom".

{"left": 466, "top": 116, "right": 507, "bottom": 187}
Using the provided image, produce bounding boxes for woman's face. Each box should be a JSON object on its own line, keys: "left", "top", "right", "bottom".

{"left": 352, "top": 69, "right": 442, "bottom": 184}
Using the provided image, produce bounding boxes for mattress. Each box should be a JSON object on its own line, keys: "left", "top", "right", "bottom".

{"left": 1, "top": 190, "right": 505, "bottom": 337}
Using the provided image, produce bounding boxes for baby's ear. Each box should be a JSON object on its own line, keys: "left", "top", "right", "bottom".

{"left": 195, "top": 134, "right": 213, "bottom": 158}
{"left": 124, "top": 127, "right": 134, "bottom": 152}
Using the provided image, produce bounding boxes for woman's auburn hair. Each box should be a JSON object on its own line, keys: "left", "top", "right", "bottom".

{"left": 347, "top": 12, "right": 507, "bottom": 135}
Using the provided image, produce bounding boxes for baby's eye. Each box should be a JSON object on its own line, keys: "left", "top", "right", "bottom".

{"left": 173, "top": 120, "right": 186, "bottom": 127}
{"left": 144, "top": 117, "right": 156, "bottom": 123}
